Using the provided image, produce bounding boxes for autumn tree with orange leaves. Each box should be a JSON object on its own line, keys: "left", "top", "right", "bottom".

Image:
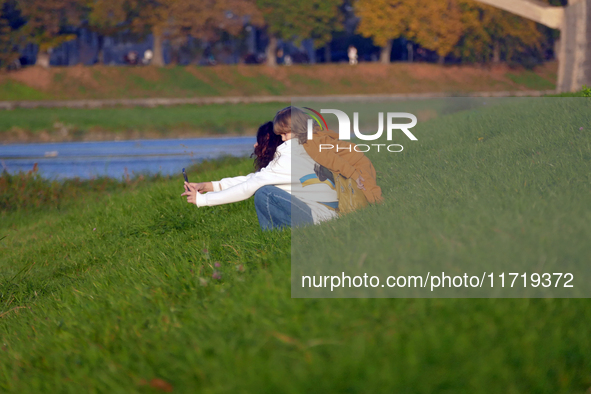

{"left": 408, "top": 0, "right": 464, "bottom": 64}
{"left": 356, "top": 0, "right": 464, "bottom": 64}
{"left": 355, "top": 0, "right": 410, "bottom": 63}
{"left": 457, "top": 1, "right": 542, "bottom": 64}
{"left": 355, "top": 0, "right": 547, "bottom": 64}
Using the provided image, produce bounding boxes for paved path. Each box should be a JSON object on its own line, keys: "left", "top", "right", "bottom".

{"left": 0, "top": 90, "right": 557, "bottom": 110}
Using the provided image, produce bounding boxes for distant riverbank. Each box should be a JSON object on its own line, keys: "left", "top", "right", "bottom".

{"left": 0, "top": 62, "right": 557, "bottom": 102}
{"left": 0, "top": 102, "right": 281, "bottom": 144}
{"left": 0, "top": 88, "right": 561, "bottom": 144}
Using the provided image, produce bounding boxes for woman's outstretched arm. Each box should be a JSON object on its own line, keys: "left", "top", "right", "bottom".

{"left": 193, "top": 158, "right": 290, "bottom": 207}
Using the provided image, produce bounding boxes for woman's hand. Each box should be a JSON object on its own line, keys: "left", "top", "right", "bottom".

{"left": 181, "top": 182, "right": 199, "bottom": 204}
{"left": 355, "top": 176, "right": 366, "bottom": 191}
{"left": 187, "top": 182, "right": 214, "bottom": 193}
{"left": 181, "top": 182, "right": 214, "bottom": 205}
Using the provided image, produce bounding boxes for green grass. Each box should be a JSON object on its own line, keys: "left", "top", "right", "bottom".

{"left": 0, "top": 98, "right": 476, "bottom": 140}
{"left": 128, "top": 67, "right": 223, "bottom": 97}
{"left": 0, "top": 81, "right": 49, "bottom": 101}
{"left": 549, "top": 86, "right": 591, "bottom": 97}
{"left": 293, "top": 98, "right": 591, "bottom": 298}
{"left": 1, "top": 98, "right": 591, "bottom": 392}
{"left": 505, "top": 70, "right": 555, "bottom": 90}
{"left": 288, "top": 74, "right": 324, "bottom": 89}
{"left": 230, "top": 73, "right": 287, "bottom": 96}
{"left": 0, "top": 102, "right": 288, "bottom": 137}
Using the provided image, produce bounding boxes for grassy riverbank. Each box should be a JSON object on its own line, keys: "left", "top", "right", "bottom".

{"left": 1, "top": 97, "right": 590, "bottom": 392}
{"left": 2, "top": 88, "right": 584, "bottom": 144}
{"left": 0, "top": 102, "right": 286, "bottom": 143}
{"left": 0, "top": 62, "right": 557, "bottom": 102}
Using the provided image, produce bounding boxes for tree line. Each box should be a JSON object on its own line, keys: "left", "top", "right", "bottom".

{"left": 0, "top": 0, "right": 558, "bottom": 69}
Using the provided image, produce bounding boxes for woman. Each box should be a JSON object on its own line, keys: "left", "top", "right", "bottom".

{"left": 182, "top": 121, "right": 281, "bottom": 194}
{"left": 182, "top": 118, "right": 338, "bottom": 230}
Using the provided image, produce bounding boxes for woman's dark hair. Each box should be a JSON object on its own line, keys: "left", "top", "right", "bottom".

{"left": 252, "top": 121, "right": 283, "bottom": 171}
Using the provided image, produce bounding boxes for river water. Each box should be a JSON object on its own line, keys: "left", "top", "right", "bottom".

{"left": 0, "top": 136, "right": 256, "bottom": 180}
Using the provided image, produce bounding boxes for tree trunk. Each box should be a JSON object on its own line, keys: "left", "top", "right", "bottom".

{"left": 36, "top": 50, "right": 50, "bottom": 68}
{"left": 380, "top": 40, "right": 392, "bottom": 64}
{"left": 152, "top": 28, "right": 165, "bottom": 67}
{"left": 407, "top": 42, "right": 413, "bottom": 62}
{"left": 266, "top": 35, "right": 277, "bottom": 67}
{"left": 437, "top": 53, "right": 445, "bottom": 65}
{"left": 492, "top": 41, "right": 501, "bottom": 64}
{"left": 324, "top": 43, "right": 331, "bottom": 63}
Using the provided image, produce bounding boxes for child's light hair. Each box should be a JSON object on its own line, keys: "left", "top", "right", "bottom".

{"left": 273, "top": 106, "right": 318, "bottom": 144}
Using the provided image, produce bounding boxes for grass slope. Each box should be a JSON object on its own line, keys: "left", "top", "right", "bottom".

{"left": 1, "top": 98, "right": 590, "bottom": 392}
{"left": 0, "top": 62, "right": 557, "bottom": 102}
{"left": 293, "top": 98, "right": 591, "bottom": 298}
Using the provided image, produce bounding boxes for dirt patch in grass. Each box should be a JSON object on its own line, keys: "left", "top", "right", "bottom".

{"left": 66, "top": 65, "right": 102, "bottom": 90}
{"left": 406, "top": 63, "right": 500, "bottom": 88}
{"left": 4, "top": 66, "right": 53, "bottom": 91}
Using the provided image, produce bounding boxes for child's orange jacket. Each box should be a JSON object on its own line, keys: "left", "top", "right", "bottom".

{"left": 303, "top": 129, "right": 383, "bottom": 204}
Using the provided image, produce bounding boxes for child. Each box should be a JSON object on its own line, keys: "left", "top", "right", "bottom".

{"left": 273, "top": 106, "right": 383, "bottom": 204}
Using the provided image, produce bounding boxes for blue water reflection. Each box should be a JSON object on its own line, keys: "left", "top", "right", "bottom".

{"left": 0, "top": 136, "right": 256, "bottom": 180}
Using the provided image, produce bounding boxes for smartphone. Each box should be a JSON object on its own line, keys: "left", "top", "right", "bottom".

{"left": 182, "top": 168, "right": 189, "bottom": 183}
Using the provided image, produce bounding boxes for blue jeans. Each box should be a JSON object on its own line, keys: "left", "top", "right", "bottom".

{"left": 254, "top": 186, "right": 314, "bottom": 230}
